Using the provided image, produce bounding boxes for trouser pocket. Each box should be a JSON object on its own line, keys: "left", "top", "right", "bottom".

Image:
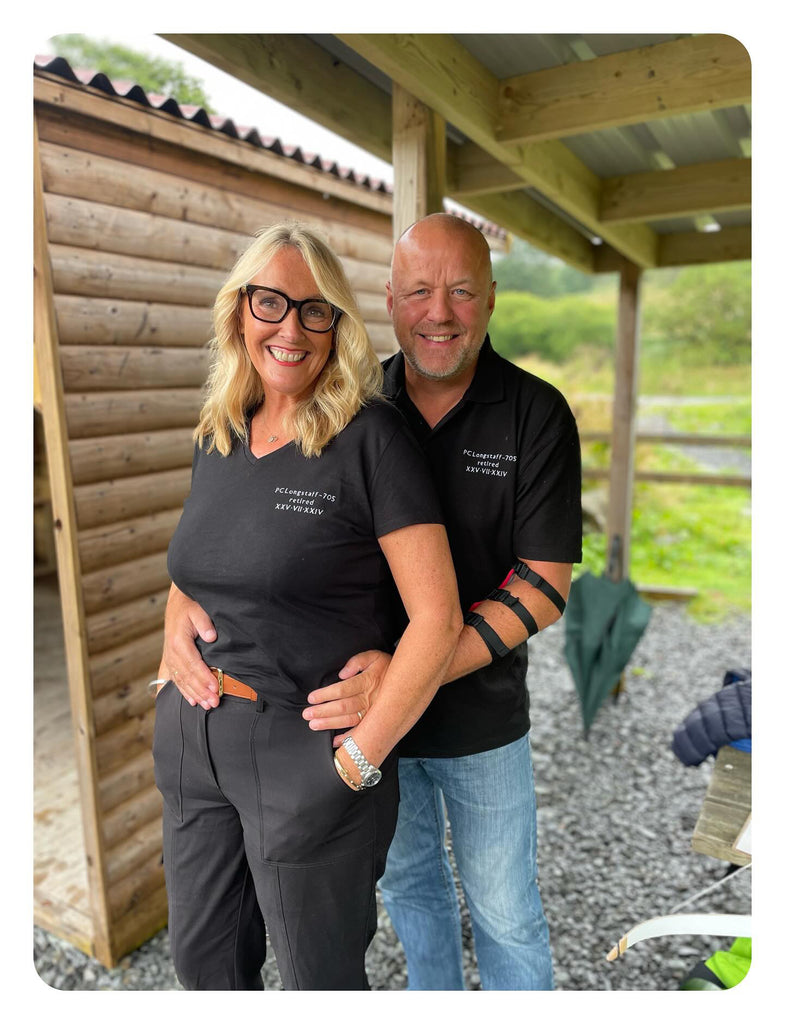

{"left": 152, "top": 681, "right": 184, "bottom": 822}
{"left": 252, "top": 708, "right": 376, "bottom": 863}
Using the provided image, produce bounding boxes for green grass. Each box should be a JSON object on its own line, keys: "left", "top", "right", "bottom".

{"left": 517, "top": 353, "right": 751, "bottom": 622}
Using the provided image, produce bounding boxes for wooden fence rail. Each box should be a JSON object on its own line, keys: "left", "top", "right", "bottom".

{"left": 580, "top": 430, "right": 751, "bottom": 488}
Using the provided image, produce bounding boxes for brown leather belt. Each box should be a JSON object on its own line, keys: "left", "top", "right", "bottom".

{"left": 210, "top": 667, "right": 257, "bottom": 701}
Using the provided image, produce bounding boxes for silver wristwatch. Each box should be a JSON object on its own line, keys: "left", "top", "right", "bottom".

{"left": 341, "top": 736, "right": 382, "bottom": 789}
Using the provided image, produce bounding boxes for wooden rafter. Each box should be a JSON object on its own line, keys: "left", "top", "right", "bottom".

{"left": 163, "top": 33, "right": 597, "bottom": 270}
{"left": 498, "top": 35, "right": 751, "bottom": 144}
{"left": 657, "top": 224, "right": 751, "bottom": 266}
{"left": 159, "top": 33, "right": 393, "bottom": 162}
{"left": 163, "top": 33, "right": 750, "bottom": 271}
{"left": 600, "top": 158, "right": 751, "bottom": 224}
{"left": 337, "top": 33, "right": 659, "bottom": 268}
{"left": 446, "top": 140, "right": 527, "bottom": 197}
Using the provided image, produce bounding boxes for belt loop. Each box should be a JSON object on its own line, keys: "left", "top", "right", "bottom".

{"left": 255, "top": 691, "right": 265, "bottom": 714}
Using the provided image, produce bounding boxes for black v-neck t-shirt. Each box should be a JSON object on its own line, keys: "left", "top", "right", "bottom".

{"left": 384, "top": 337, "right": 583, "bottom": 757}
{"left": 167, "top": 399, "right": 443, "bottom": 709}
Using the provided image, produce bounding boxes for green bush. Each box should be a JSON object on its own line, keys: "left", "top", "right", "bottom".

{"left": 491, "top": 291, "right": 616, "bottom": 363}
{"left": 643, "top": 263, "right": 751, "bottom": 366}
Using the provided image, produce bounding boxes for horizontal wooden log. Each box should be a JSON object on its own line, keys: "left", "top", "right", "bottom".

{"left": 78, "top": 508, "right": 182, "bottom": 574}
{"left": 369, "top": 323, "right": 398, "bottom": 358}
{"left": 355, "top": 291, "right": 390, "bottom": 325}
{"left": 49, "top": 243, "right": 224, "bottom": 306}
{"left": 55, "top": 294, "right": 213, "bottom": 348}
{"left": 90, "top": 630, "right": 163, "bottom": 698}
{"left": 36, "top": 111, "right": 392, "bottom": 242}
{"left": 105, "top": 813, "right": 162, "bottom": 886}
{"left": 580, "top": 431, "right": 750, "bottom": 448}
{"left": 108, "top": 852, "right": 166, "bottom": 924}
{"left": 86, "top": 587, "right": 169, "bottom": 655}
{"left": 60, "top": 345, "right": 210, "bottom": 393}
{"left": 65, "top": 388, "right": 202, "bottom": 440}
{"left": 82, "top": 550, "right": 170, "bottom": 616}
{"left": 45, "top": 192, "right": 249, "bottom": 272}
{"left": 106, "top": 885, "right": 168, "bottom": 960}
{"left": 340, "top": 254, "right": 390, "bottom": 296}
{"left": 69, "top": 428, "right": 195, "bottom": 486}
{"left": 93, "top": 678, "right": 155, "bottom": 749}
{"left": 582, "top": 467, "right": 751, "bottom": 487}
{"left": 94, "top": 704, "right": 155, "bottom": 775}
{"left": 74, "top": 467, "right": 191, "bottom": 530}
{"left": 46, "top": 191, "right": 393, "bottom": 299}
{"left": 101, "top": 783, "right": 162, "bottom": 850}
{"left": 98, "top": 746, "right": 156, "bottom": 814}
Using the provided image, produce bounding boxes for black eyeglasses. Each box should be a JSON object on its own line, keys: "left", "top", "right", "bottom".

{"left": 242, "top": 285, "right": 342, "bottom": 334}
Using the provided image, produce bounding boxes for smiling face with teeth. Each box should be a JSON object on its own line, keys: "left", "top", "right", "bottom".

{"left": 241, "top": 246, "right": 335, "bottom": 407}
{"left": 387, "top": 215, "right": 496, "bottom": 386}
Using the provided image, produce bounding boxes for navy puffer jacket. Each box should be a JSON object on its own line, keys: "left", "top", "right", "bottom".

{"left": 671, "top": 669, "right": 751, "bottom": 767}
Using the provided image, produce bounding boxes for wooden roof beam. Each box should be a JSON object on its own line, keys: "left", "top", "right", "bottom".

{"left": 163, "top": 34, "right": 595, "bottom": 271}
{"left": 160, "top": 33, "right": 393, "bottom": 163}
{"left": 593, "top": 223, "right": 751, "bottom": 271}
{"left": 460, "top": 190, "right": 596, "bottom": 273}
{"left": 446, "top": 140, "right": 527, "bottom": 197}
{"left": 600, "top": 157, "right": 751, "bottom": 224}
{"left": 498, "top": 35, "right": 751, "bottom": 144}
{"left": 657, "top": 224, "right": 751, "bottom": 266}
{"left": 338, "top": 33, "right": 658, "bottom": 268}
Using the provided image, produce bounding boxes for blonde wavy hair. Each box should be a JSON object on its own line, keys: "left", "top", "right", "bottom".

{"left": 195, "top": 222, "right": 384, "bottom": 458}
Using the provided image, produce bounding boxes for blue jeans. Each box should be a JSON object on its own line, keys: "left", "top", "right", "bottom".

{"left": 379, "top": 734, "right": 553, "bottom": 990}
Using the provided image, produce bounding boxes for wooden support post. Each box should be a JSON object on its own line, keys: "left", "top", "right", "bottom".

{"left": 34, "top": 124, "right": 114, "bottom": 963}
{"left": 391, "top": 83, "right": 446, "bottom": 241}
{"left": 606, "top": 260, "right": 643, "bottom": 583}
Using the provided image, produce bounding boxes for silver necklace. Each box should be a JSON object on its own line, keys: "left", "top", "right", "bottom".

{"left": 256, "top": 412, "right": 280, "bottom": 444}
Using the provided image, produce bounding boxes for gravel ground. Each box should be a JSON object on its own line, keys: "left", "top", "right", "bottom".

{"left": 33, "top": 603, "right": 752, "bottom": 992}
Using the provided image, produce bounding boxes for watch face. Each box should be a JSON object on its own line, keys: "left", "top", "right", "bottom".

{"left": 363, "top": 769, "right": 382, "bottom": 787}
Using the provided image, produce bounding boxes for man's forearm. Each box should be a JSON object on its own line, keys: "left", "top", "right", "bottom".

{"left": 442, "top": 561, "right": 572, "bottom": 684}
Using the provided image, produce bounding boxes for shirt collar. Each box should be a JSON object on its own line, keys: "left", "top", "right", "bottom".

{"left": 384, "top": 335, "right": 505, "bottom": 406}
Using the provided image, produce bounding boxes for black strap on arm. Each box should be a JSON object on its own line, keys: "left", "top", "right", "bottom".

{"left": 511, "top": 560, "right": 566, "bottom": 615}
{"left": 464, "top": 611, "right": 510, "bottom": 661}
{"left": 485, "top": 587, "right": 538, "bottom": 638}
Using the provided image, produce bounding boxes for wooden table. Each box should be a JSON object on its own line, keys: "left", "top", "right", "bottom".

{"left": 691, "top": 744, "right": 751, "bottom": 866}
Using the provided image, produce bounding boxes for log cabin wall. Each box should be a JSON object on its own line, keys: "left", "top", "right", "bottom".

{"left": 33, "top": 68, "right": 395, "bottom": 966}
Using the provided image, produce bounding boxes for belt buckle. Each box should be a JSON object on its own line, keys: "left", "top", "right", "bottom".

{"left": 210, "top": 667, "right": 224, "bottom": 699}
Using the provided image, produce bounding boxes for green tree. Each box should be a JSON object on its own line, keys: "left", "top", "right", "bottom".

{"left": 47, "top": 34, "right": 213, "bottom": 110}
{"left": 492, "top": 237, "right": 596, "bottom": 297}
{"left": 491, "top": 291, "right": 616, "bottom": 362}
{"left": 644, "top": 262, "right": 751, "bottom": 366}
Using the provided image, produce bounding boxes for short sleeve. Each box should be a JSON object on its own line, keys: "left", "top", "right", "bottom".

{"left": 513, "top": 415, "right": 583, "bottom": 564}
{"left": 369, "top": 419, "right": 445, "bottom": 538}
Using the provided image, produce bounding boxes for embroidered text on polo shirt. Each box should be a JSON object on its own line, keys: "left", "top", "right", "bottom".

{"left": 463, "top": 448, "right": 518, "bottom": 477}
{"left": 273, "top": 485, "right": 336, "bottom": 515}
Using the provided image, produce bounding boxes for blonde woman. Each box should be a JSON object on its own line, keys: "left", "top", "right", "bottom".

{"left": 153, "top": 223, "right": 462, "bottom": 990}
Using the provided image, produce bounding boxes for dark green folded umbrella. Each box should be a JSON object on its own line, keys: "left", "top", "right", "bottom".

{"left": 563, "top": 571, "right": 652, "bottom": 736}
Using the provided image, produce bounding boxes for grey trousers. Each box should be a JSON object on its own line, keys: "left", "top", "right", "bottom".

{"left": 152, "top": 683, "right": 398, "bottom": 990}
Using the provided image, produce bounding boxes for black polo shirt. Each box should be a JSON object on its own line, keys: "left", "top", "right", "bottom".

{"left": 167, "top": 399, "right": 443, "bottom": 709}
{"left": 384, "top": 336, "right": 582, "bottom": 757}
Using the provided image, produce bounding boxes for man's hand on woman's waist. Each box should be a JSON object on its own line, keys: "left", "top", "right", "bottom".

{"left": 303, "top": 649, "right": 390, "bottom": 745}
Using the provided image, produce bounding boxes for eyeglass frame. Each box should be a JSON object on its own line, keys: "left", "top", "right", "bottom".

{"left": 241, "top": 284, "right": 342, "bottom": 334}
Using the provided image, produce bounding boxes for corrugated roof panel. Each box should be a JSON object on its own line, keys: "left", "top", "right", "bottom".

{"left": 455, "top": 32, "right": 687, "bottom": 77}
{"left": 33, "top": 55, "right": 395, "bottom": 195}
{"left": 564, "top": 106, "right": 750, "bottom": 178}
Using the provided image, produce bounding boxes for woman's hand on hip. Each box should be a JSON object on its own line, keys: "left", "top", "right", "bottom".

{"left": 161, "top": 584, "right": 220, "bottom": 709}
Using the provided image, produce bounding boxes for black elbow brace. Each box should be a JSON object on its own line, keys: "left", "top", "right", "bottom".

{"left": 465, "top": 588, "right": 539, "bottom": 662}
{"left": 466, "top": 563, "right": 565, "bottom": 662}
{"left": 511, "top": 560, "right": 566, "bottom": 615}
{"left": 464, "top": 611, "right": 510, "bottom": 660}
